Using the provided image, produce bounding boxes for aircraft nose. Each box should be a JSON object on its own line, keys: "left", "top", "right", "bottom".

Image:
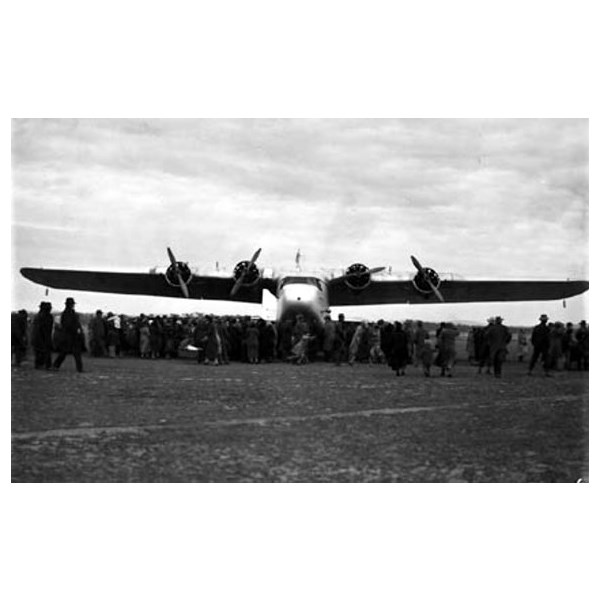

{"left": 282, "top": 284, "right": 318, "bottom": 303}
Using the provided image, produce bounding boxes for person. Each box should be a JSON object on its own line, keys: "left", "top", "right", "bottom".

{"left": 32, "top": 301, "right": 54, "bottom": 369}
{"left": 332, "top": 314, "right": 349, "bottom": 366}
{"left": 292, "top": 314, "right": 309, "bottom": 344}
{"left": 421, "top": 338, "right": 434, "bottom": 377}
{"left": 357, "top": 321, "right": 371, "bottom": 362}
{"left": 139, "top": 318, "right": 151, "bottom": 358}
{"left": 548, "top": 321, "right": 565, "bottom": 370}
{"left": 322, "top": 315, "right": 336, "bottom": 362}
{"left": 11, "top": 309, "right": 29, "bottom": 366}
{"left": 106, "top": 312, "right": 121, "bottom": 357}
{"left": 192, "top": 315, "right": 209, "bottom": 363}
{"left": 438, "top": 322, "right": 459, "bottom": 377}
{"left": 477, "top": 317, "right": 494, "bottom": 374}
{"left": 288, "top": 332, "right": 313, "bottom": 364}
{"left": 466, "top": 327, "right": 476, "bottom": 364}
{"left": 260, "top": 319, "right": 277, "bottom": 363}
{"left": 388, "top": 321, "right": 409, "bottom": 376}
{"left": 562, "top": 322, "right": 575, "bottom": 370}
{"left": 149, "top": 315, "right": 163, "bottom": 359}
{"left": 574, "top": 320, "right": 589, "bottom": 371}
{"left": 349, "top": 321, "right": 366, "bottom": 365}
{"left": 517, "top": 328, "right": 528, "bottom": 362}
{"left": 528, "top": 314, "right": 551, "bottom": 376}
{"left": 245, "top": 319, "right": 260, "bottom": 364}
{"left": 52, "top": 297, "right": 84, "bottom": 372}
{"left": 277, "top": 318, "right": 293, "bottom": 360}
{"left": 205, "top": 315, "right": 222, "bottom": 365}
{"left": 414, "top": 320, "right": 429, "bottom": 367}
{"left": 380, "top": 321, "right": 394, "bottom": 364}
{"left": 486, "top": 316, "right": 512, "bottom": 377}
{"left": 88, "top": 310, "right": 107, "bottom": 357}
{"left": 368, "top": 321, "right": 386, "bottom": 365}
{"left": 216, "top": 317, "right": 231, "bottom": 364}
{"left": 404, "top": 320, "right": 415, "bottom": 365}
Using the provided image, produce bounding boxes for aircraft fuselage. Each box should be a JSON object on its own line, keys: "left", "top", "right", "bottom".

{"left": 274, "top": 274, "right": 329, "bottom": 327}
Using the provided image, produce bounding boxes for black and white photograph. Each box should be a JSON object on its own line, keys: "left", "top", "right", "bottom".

{"left": 4, "top": 2, "right": 596, "bottom": 599}
{"left": 11, "top": 117, "right": 589, "bottom": 483}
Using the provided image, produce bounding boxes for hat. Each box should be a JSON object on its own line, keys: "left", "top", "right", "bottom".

{"left": 65, "top": 297, "right": 75, "bottom": 306}
{"left": 539, "top": 314, "right": 548, "bottom": 321}
{"left": 495, "top": 316, "right": 503, "bottom": 323}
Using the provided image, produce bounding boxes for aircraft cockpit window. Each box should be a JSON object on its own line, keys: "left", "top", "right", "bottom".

{"left": 279, "top": 276, "right": 323, "bottom": 291}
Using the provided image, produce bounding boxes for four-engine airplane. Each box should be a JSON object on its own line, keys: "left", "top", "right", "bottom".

{"left": 20, "top": 248, "right": 589, "bottom": 327}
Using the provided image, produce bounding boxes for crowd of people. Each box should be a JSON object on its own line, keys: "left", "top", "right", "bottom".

{"left": 466, "top": 314, "right": 589, "bottom": 376}
{"left": 11, "top": 298, "right": 589, "bottom": 378}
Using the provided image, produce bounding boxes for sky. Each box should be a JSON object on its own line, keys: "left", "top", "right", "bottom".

{"left": 11, "top": 118, "right": 589, "bottom": 326}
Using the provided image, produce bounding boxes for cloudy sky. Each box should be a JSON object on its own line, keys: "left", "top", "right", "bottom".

{"left": 11, "top": 118, "right": 588, "bottom": 325}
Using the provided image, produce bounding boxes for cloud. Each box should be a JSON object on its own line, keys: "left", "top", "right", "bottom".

{"left": 11, "top": 118, "right": 588, "bottom": 322}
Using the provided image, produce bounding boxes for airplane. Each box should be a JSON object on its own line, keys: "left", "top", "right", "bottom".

{"left": 20, "top": 248, "right": 589, "bottom": 327}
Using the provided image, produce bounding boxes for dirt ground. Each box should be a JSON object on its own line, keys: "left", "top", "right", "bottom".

{"left": 11, "top": 356, "right": 589, "bottom": 482}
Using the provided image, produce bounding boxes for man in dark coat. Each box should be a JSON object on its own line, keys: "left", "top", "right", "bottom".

{"left": 389, "top": 321, "right": 409, "bottom": 376}
{"left": 485, "top": 316, "right": 512, "bottom": 378}
{"left": 32, "top": 301, "right": 54, "bottom": 369}
{"left": 528, "top": 314, "right": 551, "bottom": 376}
{"left": 11, "top": 309, "right": 29, "bottom": 366}
{"left": 437, "top": 322, "right": 460, "bottom": 377}
{"left": 52, "top": 297, "right": 84, "bottom": 372}
{"left": 332, "top": 313, "right": 349, "bottom": 366}
{"left": 574, "top": 320, "right": 589, "bottom": 371}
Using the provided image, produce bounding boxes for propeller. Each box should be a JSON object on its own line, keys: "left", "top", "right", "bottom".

{"left": 230, "top": 247, "right": 262, "bottom": 297}
{"left": 167, "top": 247, "right": 190, "bottom": 298}
{"left": 410, "top": 255, "right": 444, "bottom": 302}
{"left": 344, "top": 264, "right": 386, "bottom": 279}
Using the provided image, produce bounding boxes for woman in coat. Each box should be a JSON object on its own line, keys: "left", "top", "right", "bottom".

{"left": 245, "top": 320, "right": 260, "bottom": 364}
{"left": 139, "top": 319, "right": 151, "bottom": 358}
{"left": 204, "top": 316, "right": 222, "bottom": 365}
{"left": 437, "top": 322, "right": 459, "bottom": 377}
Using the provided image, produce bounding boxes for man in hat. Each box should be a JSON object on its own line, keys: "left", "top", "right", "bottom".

{"left": 528, "top": 314, "right": 551, "bottom": 376}
{"left": 574, "top": 320, "right": 589, "bottom": 371}
{"left": 32, "top": 301, "right": 54, "bottom": 369}
{"left": 11, "top": 309, "right": 29, "bottom": 366}
{"left": 52, "top": 297, "right": 84, "bottom": 372}
{"left": 477, "top": 317, "right": 494, "bottom": 374}
{"left": 486, "top": 316, "right": 512, "bottom": 378}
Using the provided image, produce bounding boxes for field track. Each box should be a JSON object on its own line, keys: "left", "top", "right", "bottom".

{"left": 12, "top": 357, "right": 589, "bottom": 482}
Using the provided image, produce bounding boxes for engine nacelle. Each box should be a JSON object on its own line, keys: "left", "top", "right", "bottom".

{"left": 412, "top": 267, "right": 441, "bottom": 295}
{"left": 165, "top": 262, "right": 192, "bottom": 287}
{"left": 344, "top": 263, "right": 372, "bottom": 291}
{"left": 233, "top": 260, "right": 260, "bottom": 287}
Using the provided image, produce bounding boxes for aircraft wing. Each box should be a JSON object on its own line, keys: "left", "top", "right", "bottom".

{"left": 326, "top": 278, "right": 589, "bottom": 306}
{"left": 20, "top": 268, "right": 275, "bottom": 304}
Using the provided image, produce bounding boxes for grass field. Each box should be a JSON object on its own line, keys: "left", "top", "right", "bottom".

{"left": 11, "top": 356, "right": 589, "bottom": 482}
